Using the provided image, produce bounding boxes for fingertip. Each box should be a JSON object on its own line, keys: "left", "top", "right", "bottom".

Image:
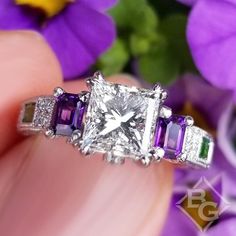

{"left": 0, "top": 137, "right": 173, "bottom": 236}
{"left": 0, "top": 30, "right": 62, "bottom": 154}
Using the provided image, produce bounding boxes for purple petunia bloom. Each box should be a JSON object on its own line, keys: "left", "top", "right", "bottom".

{"left": 177, "top": 0, "right": 236, "bottom": 101}
{"left": 0, "top": 0, "right": 117, "bottom": 79}
{"left": 161, "top": 74, "right": 236, "bottom": 235}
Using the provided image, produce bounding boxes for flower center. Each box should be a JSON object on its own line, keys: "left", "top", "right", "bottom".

{"left": 180, "top": 102, "right": 216, "bottom": 137}
{"left": 15, "top": 0, "right": 73, "bottom": 17}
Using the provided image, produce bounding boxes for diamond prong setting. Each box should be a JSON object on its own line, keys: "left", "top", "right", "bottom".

{"left": 185, "top": 116, "right": 194, "bottom": 126}
{"left": 78, "top": 91, "right": 90, "bottom": 103}
{"left": 138, "top": 155, "right": 152, "bottom": 167}
{"left": 68, "top": 130, "right": 82, "bottom": 144}
{"left": 177, "top": 153, "right": 187, "bottom": 162}
{"left": 86, "top": 71, "right": 105, "bottom": 89}
{"left": 45, "top": 129, "right": 55, "bottom": 139}
{"left": 54, "top": 87, "right": 64, "bottom": 97}
{"left": 160, "top": 90, "right": 168, "bottom": 101}
{"left": 93, "top": 71, "right": 105, "bottom": 81}
{"left": 148, "top": 147, "right": 165, "bottom": 162}
{"left": 160, "top": 106, "right": 172, "bottom": 119}
{"left": 104, "top": 152, "right": 125, "bottom": 165}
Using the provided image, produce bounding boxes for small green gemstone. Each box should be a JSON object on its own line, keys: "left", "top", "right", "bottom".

{"left": 199, "top": 137, "right": 210, "bottom": 159}
{"left": 22, "top": 102, "right": 36, "bottom": 123}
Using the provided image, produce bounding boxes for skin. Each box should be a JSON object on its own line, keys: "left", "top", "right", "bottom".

{"left": 0, "top": 31, "right": 173, "bottom": 236}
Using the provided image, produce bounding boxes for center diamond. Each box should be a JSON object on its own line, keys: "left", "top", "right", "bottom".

{"left": 81, "top": 78, "right": 161, "bottom": 159}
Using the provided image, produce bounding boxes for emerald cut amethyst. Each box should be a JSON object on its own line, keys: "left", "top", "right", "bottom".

{"left": 154, "top": 115, "right": 187, "bottom": 159}
{"left": 53, "top": 93, "right": 86, "bottom": 136}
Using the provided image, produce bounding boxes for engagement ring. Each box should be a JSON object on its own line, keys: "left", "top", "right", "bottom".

{"left": 18, "top": 72, "right": 214, "bottom": 168}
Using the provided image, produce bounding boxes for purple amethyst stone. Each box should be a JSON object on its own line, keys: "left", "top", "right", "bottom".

{"left": 154, "top": 115, "right": 187, "bottom": 159}
{"left": 53, "top": 93, "right": 86, "bottom": 136}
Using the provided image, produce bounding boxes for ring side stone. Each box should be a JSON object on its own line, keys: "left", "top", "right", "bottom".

{"left": 22, "top": 102, "right": 36, "bottom": 123}
{"left": 53, "top": 93, "right": 86, "bottom": 136}
{"left": 154, "top": 115, "right": 187, "bottom": 159}
{"left": 199, "top": 137, "right": 210, "bottom": 159}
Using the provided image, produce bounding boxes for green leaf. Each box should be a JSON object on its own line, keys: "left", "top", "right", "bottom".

{"left": 130, "top": 34, "right": 150, "bottom": 56}
{"left": 159, "top": 14, "right": 197, "bottom": 73}
{"left": 130, "top": 31, "right": 164, "bottom": 56}
{"left": 138, "top": 43, "right": 180, "bottom": 85}
{"left": 132, "top": 5, "right": 159, "bottom": 36}
{"left": 109, "top": 0, "right": 147, "bottom": 29}
{"left": 97, "top": 39, "right": 129, "bottom": 76}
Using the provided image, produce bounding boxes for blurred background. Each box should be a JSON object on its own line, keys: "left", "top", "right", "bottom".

{"left": 1, "top": 0, "right": 236, "bottom": 235}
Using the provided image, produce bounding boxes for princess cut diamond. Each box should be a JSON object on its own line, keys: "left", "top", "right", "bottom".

{"left": 81, "top": 78, "right": 162, "bottom": 159}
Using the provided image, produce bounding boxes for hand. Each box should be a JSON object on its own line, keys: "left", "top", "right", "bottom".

{"left": 0, "top": 31, "right": 173, "bottom": 236}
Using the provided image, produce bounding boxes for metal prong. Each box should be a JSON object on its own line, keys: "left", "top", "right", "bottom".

{"left": 152, "top": 83, "right": 163, "bottom": 100}
{"left": 177, "top": 153, "right": 187, "bottom": 162}
{"left": 86, "top": 77, "right": 95, "bottom": 89}
{"left": 160, "top": 106, "right": 172, "bottom": 119}
{"left": 80, "top": 146, "right": 93, "bottom": 156}
{"left": 138, "top": 155, "right": 152, "bottom": 167}
{"left": 79, "top": 91, "right": 90, "bottom": 103}
{"left": 149, "top": 148, "right": 165, "bottom": 162}
{"left": 44, "top": 129, "right": 55, "bottom": 139}
{"left": 185, "top": 116, "right": 194, "bottom": 126}
{"left": 104, "top": 152, "right": 125, "bottom": 165}
{"left": 53, "top": 87, "right": 64, "bottom": 97}
{"left": 68, "top": 130, "right": 82, "bottom": 144}
{"left": 86, "top": 71, "right": 105, "bottom": 89}
{"left": 152, "top": 88, "right": 168, "bottom": 101}
{"left": 153, "top": 83, "right": 162, "bottom": 92}
{"left": 160, "top": 90, "right": 168, "bottom": 101}
{"left": 94, "top": 71, "right": 105, "bottom": 81}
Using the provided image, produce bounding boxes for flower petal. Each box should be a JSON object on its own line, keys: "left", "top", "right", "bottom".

{"left": 218, "top": 100, "right": 236, "bottom": 168}
{"left": 166, "top": 74, "right": 234, "bottom": 128}
{"left": 187, "top": 0, "right": 236, "bottom": 100}
{"left": 206, "top": 217, "right": 236, "bottom": 236}
{"left": 0, "top": 1, "right": 40, "bottom": 29}
{"left": 42, "top": 2, "right": 116, "bottom": 79}
{"left": 161, "top": 195, "right": 197, "bottom": 235}
{"left": 80, "top": 0, "right": 118, "bottom": 11}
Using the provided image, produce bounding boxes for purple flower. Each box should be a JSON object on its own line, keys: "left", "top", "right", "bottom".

{"left": 162, "top": 74, "right": 236, "bottom": 235}
{"left": 178, "top": 0, "right": 236, "bottom": 101}
{"left": 0, "top": 0, "right": 117, "bottom": 79}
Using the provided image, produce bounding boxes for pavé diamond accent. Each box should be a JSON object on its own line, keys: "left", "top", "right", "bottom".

{"left": 81, "top": 79, "right": 162, "bottom": 159}
{"left": 183, "top": 126, "right": 214, "bottom": 167}
{"left": 34, "top": 97, "right": 56, "bottom": 129}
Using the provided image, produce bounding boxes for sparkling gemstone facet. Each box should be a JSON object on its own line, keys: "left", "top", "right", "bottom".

{"left": 199, "top": 137, "right": 210, "bottom": 159}
{"left": 154, "top": 115, "right": 187, "bottom": 159}
{"left": 34, "top": 97, "right": 56, "bottom": 129}
{"left": 54, "top": 93, "right": 86, "bottom": 136}
{"left": 81, "top": 79, "right": 161, "bottom": 158}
